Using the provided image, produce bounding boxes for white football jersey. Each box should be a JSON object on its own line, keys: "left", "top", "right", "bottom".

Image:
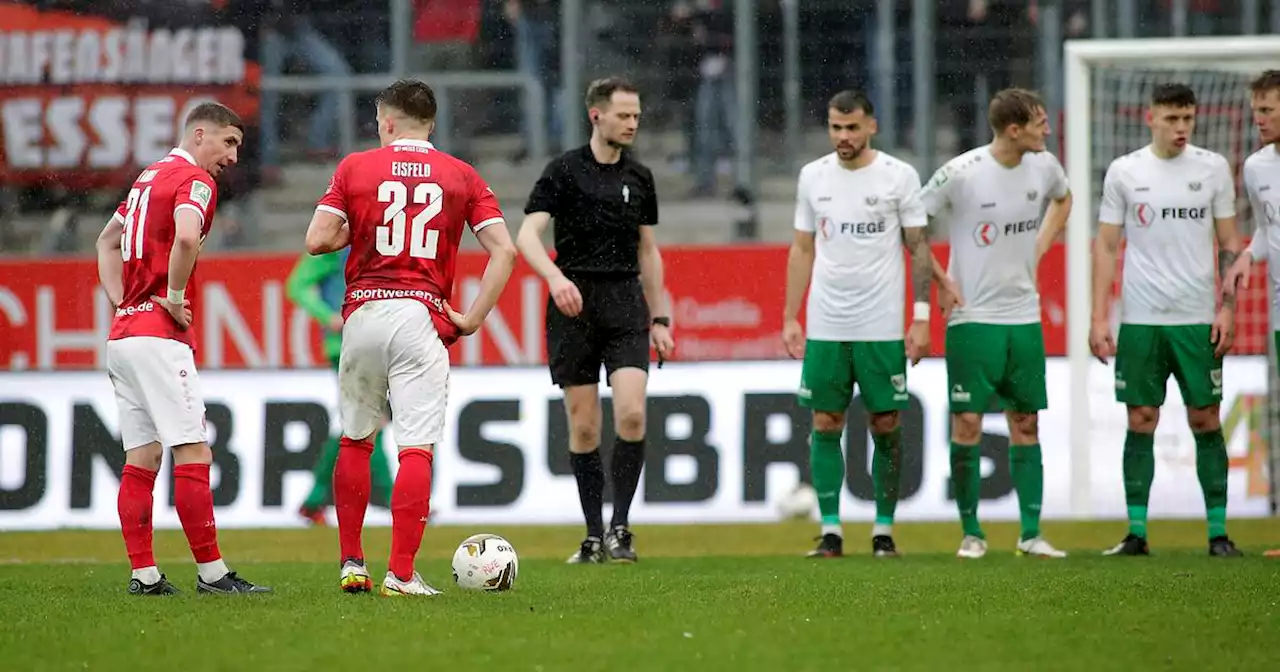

{"left": 1098, "top": 144, "right": 1236, "bottom": 325}
{"left": 919, "top": 145, "right": 1069, "bottom": 326}
{"left": 794, "top": 150, "right": 927, "bottom": 341}
{"left": 1243, "top": 144, "right": 1280, "bottom": 326}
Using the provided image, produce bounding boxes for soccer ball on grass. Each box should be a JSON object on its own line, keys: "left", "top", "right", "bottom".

{"left": 452, "top": 533, "right": 519, "bottom": 591}
{"left": 776, "top": 482, "right": 818, "bottom": 520}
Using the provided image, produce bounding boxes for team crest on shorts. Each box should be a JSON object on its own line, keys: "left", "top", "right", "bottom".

{"left": 1210, "top": 368, "right": 1223, "bottom": 387}
{"left": 890, "top": 374, "right": 906, "bottom": 393}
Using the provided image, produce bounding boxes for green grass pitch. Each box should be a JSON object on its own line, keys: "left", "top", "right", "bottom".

{"left": 2, "top": 519, "right": 1278, "bottom": 671}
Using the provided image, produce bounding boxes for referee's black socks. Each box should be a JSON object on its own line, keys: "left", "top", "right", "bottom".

{"left": 610, "top": 437, "right": 646, "bottom": 528}
{"left": 570, "top": 450, "right": 606, "bottom": 539}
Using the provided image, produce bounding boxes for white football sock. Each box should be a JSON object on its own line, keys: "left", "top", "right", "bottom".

{"left": 132, "top": 566, "right": 162, "bottom": 585}
{"left": 197, "top": 559, "right": 230, "bottom": 584}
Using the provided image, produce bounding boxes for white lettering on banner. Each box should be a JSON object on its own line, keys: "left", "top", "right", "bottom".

{"left": 203, "top": 282, "right": 284, "bottom": 369}
{"left": 0, "top": 288, "right": 30, "bottom": 370}
{"left": 0, "top": 359, "right": 1269, "bottom": 530}
{"left": 0, "top": 27, "right": 244, "bottom": 85}
{"left": 458, "top": 277, "right": 542, "bottom": 366}
{"left": 37, "top": 286, "right": 110, "bottom": 369}
{"left": 2, "top": 96, "right": 194, "bottom": 170}
{"left": 675, "top": 297, "right": 762, "bottom": 329}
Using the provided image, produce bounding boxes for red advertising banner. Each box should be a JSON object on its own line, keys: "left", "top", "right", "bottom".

{"left": 0, "top": 243, "right": 1269, "bottom": 371}
{"left": 0, "top": 2, "right": 259, "bottom": 189}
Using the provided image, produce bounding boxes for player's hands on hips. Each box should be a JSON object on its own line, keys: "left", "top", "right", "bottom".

{"left": 1089, "top": 318, "right": 1116, "bottom": 363}
{"left": 549, "top": 275, "right": 584, "bottom": 317}
{"left": 783, "top": 319, "right": 805, "bottom": 359}
{"left": 1221, "top": 252, "right": 1252, "bottom": 301}
{"left": 151, "top": 294, "right": 192, "bottom": 330}
{"left": 651, "top": 323, "right": 674, "bottom": 360}
{"left": 906, "top": 321, "right": 930, "bottom": 366}
{"left": 1211, "top": 306, "right": 1236, "bottom": 357}
{"left": 443, "top": 301, "right": 482, "bottom": 336}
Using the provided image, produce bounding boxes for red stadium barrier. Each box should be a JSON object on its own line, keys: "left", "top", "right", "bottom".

{"left": 0, "top": 243, "right": 1268, "bottom": 370}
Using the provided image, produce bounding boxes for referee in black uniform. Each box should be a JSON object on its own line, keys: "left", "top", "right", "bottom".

{"left": 516, "top": 76, "right": 674, "bottom": 564}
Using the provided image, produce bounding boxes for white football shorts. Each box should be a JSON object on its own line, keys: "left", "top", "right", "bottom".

{"left": 105, "top": 336, "right": 208, "bottom": 450}
{"left": 339, "top": 298, "right": 450, "bottom": 447}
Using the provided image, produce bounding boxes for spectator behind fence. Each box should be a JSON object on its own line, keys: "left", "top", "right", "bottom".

{"left": 938, "top": 0, "right": 1021, "bottom": 153}
{"left": 690, "top": 0, "right": 735, "bottom": 199}
{"left": 413, "top": 0, "right": 482, "bottom": 158}
{"left": 259, "top": 0, "right": 352, "bottom": 185}
{"left": 507, "top": 0, "right": 562, "bottom": 160}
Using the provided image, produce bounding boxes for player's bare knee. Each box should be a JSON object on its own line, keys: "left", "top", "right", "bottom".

{"left": 1187, "top": 405, "right": 1221, "bottom": 433}
{"left": 171, "top": 441, "right": 212, "bottom": 466}
{"left": 1007, "top": 412, "right": 1039, "bottom": 444}
{"left": 125, "top": 442, "right": 163, "bottom": 471}
{"left": 1127, "top": 406, "right": 1159, "bottom": 433}
{"left": 869, "top": 411, "right": 899, "bottom": 435}
{"left": 813, "top": 411, "right": 845, "bottom": 434}
{"left": 951, "top": 413, "right": 982, "bottom": 444}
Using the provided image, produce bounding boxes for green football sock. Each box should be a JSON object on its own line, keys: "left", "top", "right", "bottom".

{"left": 871, "top": 427, "right": 903, "bottom": 529}
{"left": 1194, "top": 430, "right": 1229, "bottom": 539}
{"left": 1123, "top": 430, "right": 1155, "bottom": 539}
{"left": 369, "top": 431, "right": 393, "bottom": 508}
{"left": 302, "top": 434, "right": 341, "bottom": 510}
{"left": 810, "top": 429, "right": 845, "bottom": 527}
{"left": 1009, "top": 444, "right": 1044, "bottom": 541}
{"left": 950, "top": 442, "right": 984, "bottom": 539}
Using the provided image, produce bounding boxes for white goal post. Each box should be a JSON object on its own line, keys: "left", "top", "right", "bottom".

{"left": 1063, "top": 35, "right": 1280, "bottom": 518}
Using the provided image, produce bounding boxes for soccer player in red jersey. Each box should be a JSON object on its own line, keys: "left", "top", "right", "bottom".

{"left": 96, "top": 102, "right": 271, "bottom": 595}
{"left": 305, "top": 79, "right": 518, "bottom": 596}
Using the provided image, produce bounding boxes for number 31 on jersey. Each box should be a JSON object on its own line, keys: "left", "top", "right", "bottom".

{"left": 377, "top": 180, "right": 443, "bottom": 259}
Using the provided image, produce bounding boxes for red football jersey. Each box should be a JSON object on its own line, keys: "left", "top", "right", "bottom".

{"left": 316, "top": 138, "right": 505, "bottom": 346}
{"left": 107, "top": 148, "right": 218, "bottom": 348}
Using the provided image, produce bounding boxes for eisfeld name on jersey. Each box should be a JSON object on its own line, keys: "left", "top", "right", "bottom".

{"left": 315, "top": 139, "right": 505, "bottom": 347}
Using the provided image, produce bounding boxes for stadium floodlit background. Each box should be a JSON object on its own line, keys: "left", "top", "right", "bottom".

{"left": 2, "top": 1, "right": 1280, "bottom": 668}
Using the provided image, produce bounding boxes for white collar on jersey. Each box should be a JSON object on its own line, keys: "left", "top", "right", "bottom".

{"left": 390, "top": 139, "right": 435, "bottom": 150}
{"left": 168, "top": 147, "right": 198, "bottom": 166}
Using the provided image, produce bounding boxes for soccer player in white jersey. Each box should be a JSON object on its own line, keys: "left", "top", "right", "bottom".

{"left": 1091, "top": 83, "right": 1244, "bottom": 558}
{"left": 919, "top": 88, "right": 1072, "bottom": 559}
{"left": 784, "top": 89, "right": 943, "bottom": 558}
{"left": 1223, "top": 70, "right": 1280, "bottom": 557}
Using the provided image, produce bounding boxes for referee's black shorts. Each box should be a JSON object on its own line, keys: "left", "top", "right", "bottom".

{"left": 545, "top": 276, "right": 650, "bottom": 388}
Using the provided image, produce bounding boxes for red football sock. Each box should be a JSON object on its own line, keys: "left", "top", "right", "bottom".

{"left": 118, "top": 465, "right": 158, "bottom": 570}
{"left": 389, "top": 449, "right": 433, "bottom": 582}
{"left": 173, "top": 463, "right": 222, "bottom": 563}
{"left": 335, "top": 436, "right": 374, "bottom": 561}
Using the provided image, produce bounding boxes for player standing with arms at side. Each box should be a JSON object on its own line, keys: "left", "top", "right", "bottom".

{"left": 285, "top": 248, "right": 395, "bottom": 525}
{"left": 305, "top": 79, "right": 518, "bottom": 595}
{"left": 784, "top": 90, "right": 939, "bottom": 559}
{"left": 1225, "top": 71, "right": 1280, "bottom": 558}
{"left": 920, "top": 88, "right": 1072, "bottom": 559}
{"left": 1091, "top": 84, "right": 1244, "bottom": 558}
{"left": 97, "top": 103, "right": 271, "bottom": 595}
{"left": 516, "top": 77, "right": 675, "bottom": 564}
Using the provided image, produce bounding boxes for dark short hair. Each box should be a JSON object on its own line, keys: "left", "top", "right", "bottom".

{"left": 1151, "top": 83, "right": 1197, "bottom": 108}
{"left": 1250, "top": 70, "right": 1280, "bottom": 95}
{"left": 988, "top": 88, "right": 1044, "bottom": 133}
{"left": 827, "top": 89, "right": 874, "bottom": 116}
{"left": 376, "top": 79, "right": 438, "bottom": 122}
{"left": 585, "top": 76, "right": 639, "bottom": 110}
{"left": 185, "top": 102, "right": 243, "bottom": 132}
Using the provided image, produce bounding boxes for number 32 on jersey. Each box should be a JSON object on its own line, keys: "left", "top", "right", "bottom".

{"left": 377, "top": 179, "right": 443, "bottom": 259}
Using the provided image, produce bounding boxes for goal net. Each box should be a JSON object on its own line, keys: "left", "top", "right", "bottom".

{"left": 1063, "top": 36, "right": 1280, "bottom": 520}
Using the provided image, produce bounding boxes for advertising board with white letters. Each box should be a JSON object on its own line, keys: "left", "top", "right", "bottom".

{"left": 0, "top": 358, "right": 1270, "bottom": 530}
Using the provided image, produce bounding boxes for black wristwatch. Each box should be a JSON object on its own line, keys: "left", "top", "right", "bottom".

{"left": 652, "top": 316, "right": 671, "bottom": 328}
